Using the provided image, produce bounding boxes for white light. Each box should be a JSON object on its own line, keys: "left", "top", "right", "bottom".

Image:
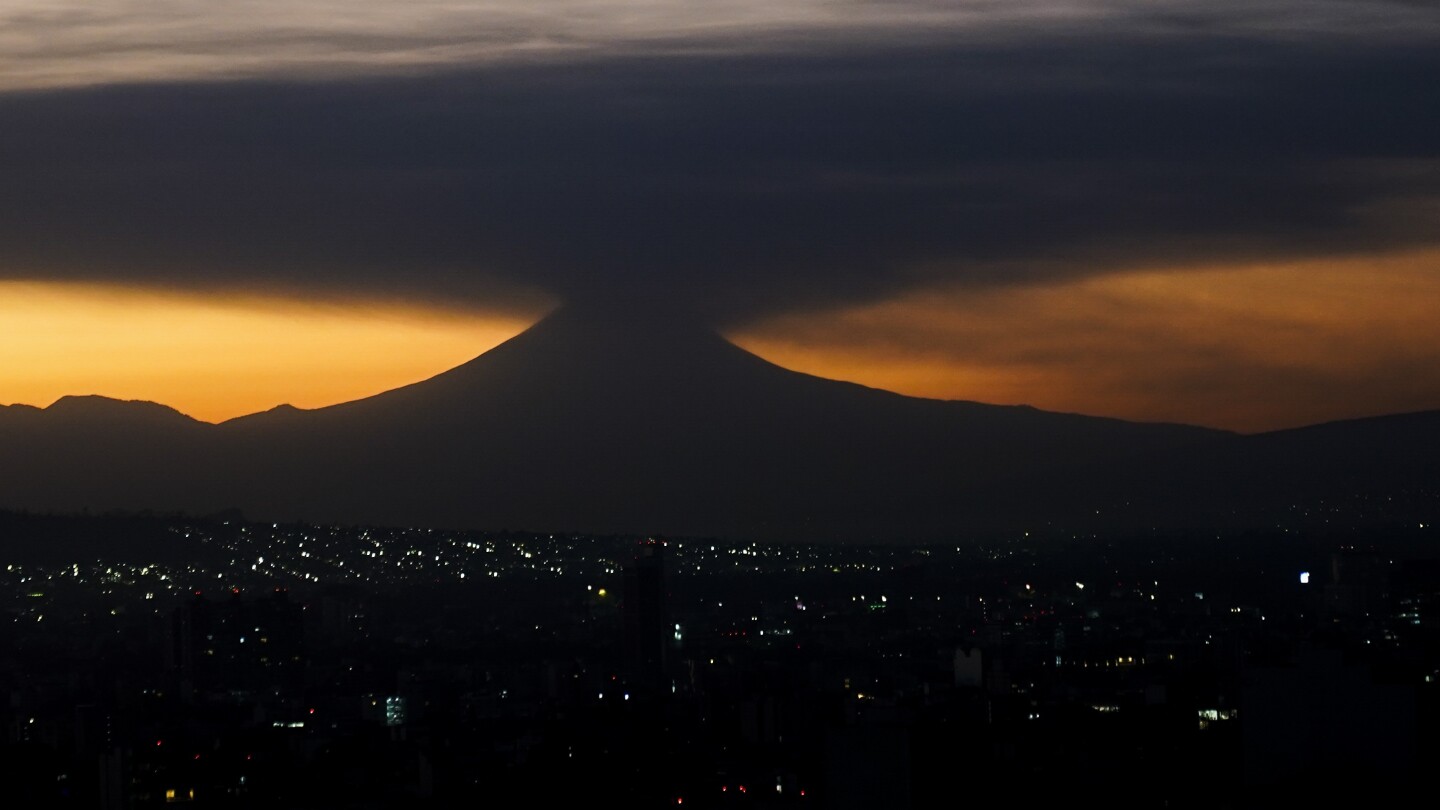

{"left": 1299, "top": 571, "right": 1310, "bottom": 584}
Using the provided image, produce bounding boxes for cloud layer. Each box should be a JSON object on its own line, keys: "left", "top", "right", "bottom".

{"left": 3, "top": 11, "right": 1438, "bottom": 317}
{"left": 8, "top": 2, "right": 1432, "bottom": 91}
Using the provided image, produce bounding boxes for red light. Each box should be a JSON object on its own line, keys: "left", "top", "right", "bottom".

{"left": 721, "top": 786, "right": 727, "bottom": 792}
{"left": 308, "top": 708, "right": 315, "bottom": 714}
{"left": 739, "top": 785, "right": 747, "bottom": 793}
{"left": 155, "top": 740, "right": 163, "bottom": 746}
{"left": 193, "top": 754, "right": 201, "bottom": 760}
{"left": 801, "top": 789, "right": 806, "bottom": 797}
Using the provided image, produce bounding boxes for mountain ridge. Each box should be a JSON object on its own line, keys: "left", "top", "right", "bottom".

{"left": 1, "top": 307, "right": 1435, "bottom": 540}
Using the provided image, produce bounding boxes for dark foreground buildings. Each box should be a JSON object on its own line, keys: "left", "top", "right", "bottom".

{"left": 623, "top": 540, "right": 669, "bottom": 695}
{"left": 0, "top": 512, "right": 1438, "bottom": 807}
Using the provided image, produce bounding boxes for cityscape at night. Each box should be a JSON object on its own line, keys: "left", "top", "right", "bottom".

{"left": 2, "top": 509, "right": 1438, "bottom": 806}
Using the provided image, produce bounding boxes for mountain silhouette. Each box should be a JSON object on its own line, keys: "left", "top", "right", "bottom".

{"left": 2, "top": 306, "right": 1435, "bottom": 539}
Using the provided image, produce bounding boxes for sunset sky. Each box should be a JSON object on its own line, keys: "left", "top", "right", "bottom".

{"left": 3, "top": 1, "right": 1438, "bottom": 432}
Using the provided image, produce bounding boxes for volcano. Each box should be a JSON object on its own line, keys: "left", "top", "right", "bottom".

{"left": 3, "top": 306, "right": 1436, "bottom": 539}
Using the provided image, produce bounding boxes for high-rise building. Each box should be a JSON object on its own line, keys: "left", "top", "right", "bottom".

{"left": 623, "top": 540, "right": 667, "bottom": 694}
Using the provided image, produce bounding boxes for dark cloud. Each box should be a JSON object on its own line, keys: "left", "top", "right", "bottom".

{"left": 1, "top": 26, "right": 1438, "bottom": 323}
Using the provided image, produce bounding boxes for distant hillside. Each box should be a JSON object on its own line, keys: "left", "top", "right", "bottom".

{"left": 3, "top": 307, "right": 1435, "bottom": 540}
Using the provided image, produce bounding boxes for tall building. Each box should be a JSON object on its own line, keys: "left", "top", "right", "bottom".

{"left": 623, "top": 540, "right": 668, "bottom": 694}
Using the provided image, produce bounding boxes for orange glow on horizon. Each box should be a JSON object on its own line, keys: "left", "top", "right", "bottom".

{"left": 0, "top": 283, "right": 542, "bottom": 423}
{"left": 5, "top": 249, "right": 1439, "bottom": 434}
{"left": 732, "top": 248, "right": 1440, "bottom": 433}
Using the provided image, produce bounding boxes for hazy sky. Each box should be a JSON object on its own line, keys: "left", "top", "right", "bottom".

{"left": 2, "top": 1, "right": 1438, "bottom": 431}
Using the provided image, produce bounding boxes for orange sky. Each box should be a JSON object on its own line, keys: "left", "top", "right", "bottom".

{"left": 3, "top": 249, "right": 1439, "bottom": 432}
{"left": 734, "top": 249, "right": 1440, "bottom": 433}
{"left": 0, "top": 283, "right": 540, "bottom": 423}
